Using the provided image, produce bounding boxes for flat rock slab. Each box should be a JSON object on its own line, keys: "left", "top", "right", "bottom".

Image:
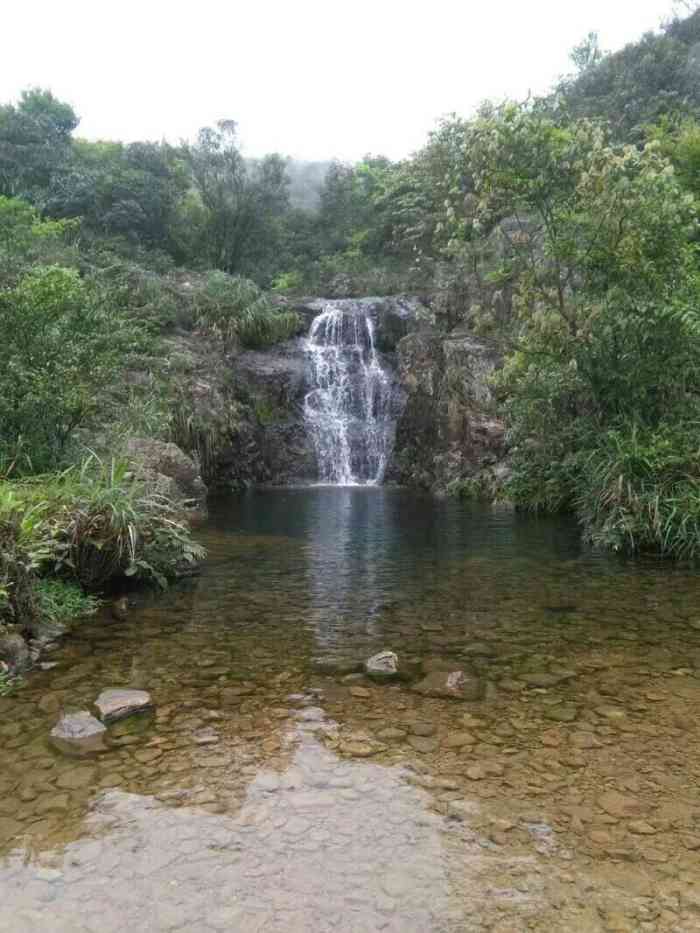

{"left": 50, "top": 711, "right": 107, "bottom": 756}
{"left": 95, "top": 689, "right": 154, "bottom": 723}
{"left": 411, "top": 670, "right": 484, "bottom": 701}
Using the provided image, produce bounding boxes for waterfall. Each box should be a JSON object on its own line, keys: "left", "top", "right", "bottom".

{"left": 303, "top": 302, "right": 396, "bottom": 485}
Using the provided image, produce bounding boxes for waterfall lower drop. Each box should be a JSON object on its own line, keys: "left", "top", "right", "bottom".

{"left": 304, "top": 303, "right": 396, "bottom": 485}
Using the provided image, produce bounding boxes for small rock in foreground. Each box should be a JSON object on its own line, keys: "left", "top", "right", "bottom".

{"left": 365, "top": 650, "right": 399, "bottom": 680}
{"left": 95, "top": 688, "right": 154, "bottom": 723}
{"left": 50, "top": 711, "right": 107, "bottom": 756}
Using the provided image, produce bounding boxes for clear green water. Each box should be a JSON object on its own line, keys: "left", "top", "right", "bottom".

{"left": 1, "top": 488, "right": 700, "bottom": 932}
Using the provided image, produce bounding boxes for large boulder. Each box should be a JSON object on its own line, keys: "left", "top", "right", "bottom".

{"left": 125, "top": 438, "right": 207, "bottom": 508}
{"left": 232, "top": 341, "right": 317, "bottom": 484}
{"left": 50, "top": 712, "right": 107, "bottom": 756}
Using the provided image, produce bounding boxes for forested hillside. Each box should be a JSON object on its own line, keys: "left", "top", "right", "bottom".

{"left": 2, "top": 6, "right": 700, "bottom": 671}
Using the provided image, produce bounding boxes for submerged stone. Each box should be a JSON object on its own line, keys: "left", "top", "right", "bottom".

{"left": 411, "top": 670, "right": 484, "bottom": 701}
{"left": 111, "top": 597, "right": 129, "bottom": 621}
{"left": 50, "top": 711, "right": 107, "bottom": 756}
{"left": 311, "top": 658, "right": 363, "bottom": 675}
{"left": 95, "top": 688, "right": 153, "bottom": 723}
{"left": 598, "top": 791, "right": 647, "bottom": 819}
{"left": 365, "top": 650, "right": 399, "bottom": 680}
{"left": 350, "top": 686, "right": 371, "bottom": 699}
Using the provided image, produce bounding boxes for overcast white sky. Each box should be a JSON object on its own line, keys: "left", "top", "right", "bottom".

{"left": 1, "top": 0, "right": 683, "bottom": 161}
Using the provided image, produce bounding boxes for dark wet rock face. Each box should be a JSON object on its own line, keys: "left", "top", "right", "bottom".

{"left": 50, "top": 712, "right": 107, "bottom": 756}
{"left": 232, "top": 341, "right": 316, "bottom": 484}
{"left": 386, "top": 328, "right": 506, "bottom": 492}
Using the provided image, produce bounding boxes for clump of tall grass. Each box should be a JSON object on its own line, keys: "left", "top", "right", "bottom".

{"left": 35, "top": 579, "right": 100, "bottom": 624}
{"left": 576, "top": 423, "right": 700, "bottom": 560}
{"left": 0, "top": 487, "right": 51, "bottom": 628}
{"left": 3, "top": 454, "right": 206, "bottom": 593}
{"left": 196, "top": 272, "right": 301, "bottom": 353}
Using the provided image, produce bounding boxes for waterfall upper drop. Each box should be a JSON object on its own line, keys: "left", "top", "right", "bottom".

{"left": 304, "top": 302, "right": 398, "bottom": 485}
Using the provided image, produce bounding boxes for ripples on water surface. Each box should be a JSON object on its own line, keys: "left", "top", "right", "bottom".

{"left": 2, "top": 488, "right": 700, "bottom": 932}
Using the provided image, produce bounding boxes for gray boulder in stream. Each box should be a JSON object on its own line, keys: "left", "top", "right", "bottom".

{"left": 95, "top": 688, "right": 154, "bottom": 723}
{"left": 50, "top": 712, "right": 107, "bottom": 755}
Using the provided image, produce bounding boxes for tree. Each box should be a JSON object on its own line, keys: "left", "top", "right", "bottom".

{"left": 0, "top": 88, "right": 78, "bottom": 203}
{"left": 180, "top": 121, "right": 290, "bottom": 281}
{"left": 0, "top": 265, "right": 139, "bottom": 473}
{"left": 556, "top": 10, "right": 700, "bottom": 140}
{"left": 453, "top": 103, "right": 700, "bottom": 513}
{"left": 45, "top": 138, "right": 188, "bottom": 249}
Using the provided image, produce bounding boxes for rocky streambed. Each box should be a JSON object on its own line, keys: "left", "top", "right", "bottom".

{"left": 1, "top": 488, "right": 700, "bottom": 931}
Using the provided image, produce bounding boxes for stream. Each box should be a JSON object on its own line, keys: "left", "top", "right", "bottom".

{"left": 1, "top": 488, "right": 700, "bottom": 931}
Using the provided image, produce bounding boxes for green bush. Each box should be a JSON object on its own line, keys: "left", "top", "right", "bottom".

{"left": 0, "top": 486, "right": 51, "bottom": 628}
{"left": 0, "top": 265, "right": 144, "bottom": 474}
{"left": 576, "top": 424, "right": 700, "bottom": 559}
{"left": 35, "top": 579, "right": 100, "bottom": 624}
{"left": 5, "top": 455, "right": 206, "bottom": 592}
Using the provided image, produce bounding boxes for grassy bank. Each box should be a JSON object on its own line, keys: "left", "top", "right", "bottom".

{"left": 0, "top": 456, "right": 206, "bottom": 676}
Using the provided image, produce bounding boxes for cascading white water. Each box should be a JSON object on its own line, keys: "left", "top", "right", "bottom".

{"left": 304, "top": 303, "right": 396, "bottom": 485}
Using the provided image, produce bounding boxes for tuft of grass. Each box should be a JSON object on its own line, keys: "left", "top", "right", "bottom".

{"left": 196, "top": 272, "right": 301, "bottom": 353}
{"left": 575, "top": 423, "right": 700, "bottom": 560}
{"left": 35, "top": 579, "right": 100, "bottom": 624}
{"left": 2, "top": 453, "right": 206, "bottom": 593}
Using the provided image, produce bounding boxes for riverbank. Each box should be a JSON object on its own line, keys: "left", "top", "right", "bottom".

{"left": 0, "top": 444, "right": 207, "bottom": 684}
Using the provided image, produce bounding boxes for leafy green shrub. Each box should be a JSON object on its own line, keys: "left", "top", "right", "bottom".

{"left": 35, "top": 579, "right": 100, "bottom": 624}
{"left": 271, "top": 270, "right": 305, "bottom": 294}
{"left": 0, "top": 487, "right": 51, "bottom": 628}
{"left": 0, "top": 265, "right": 144, "bottom": 474}
{"left": 86, "top": 254, "right": 196, "bottom": 332}
{"left": 9, "top": 456, "right": 206, "bottom": 590}
{"left": 0, "top": 196, "right": 79, "bottom": 286}
{"left": 447, "top": 474, "right": 502, "bottom": 502}
{"left": 576, "top": 424, "right": 700, "bottom": 559}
